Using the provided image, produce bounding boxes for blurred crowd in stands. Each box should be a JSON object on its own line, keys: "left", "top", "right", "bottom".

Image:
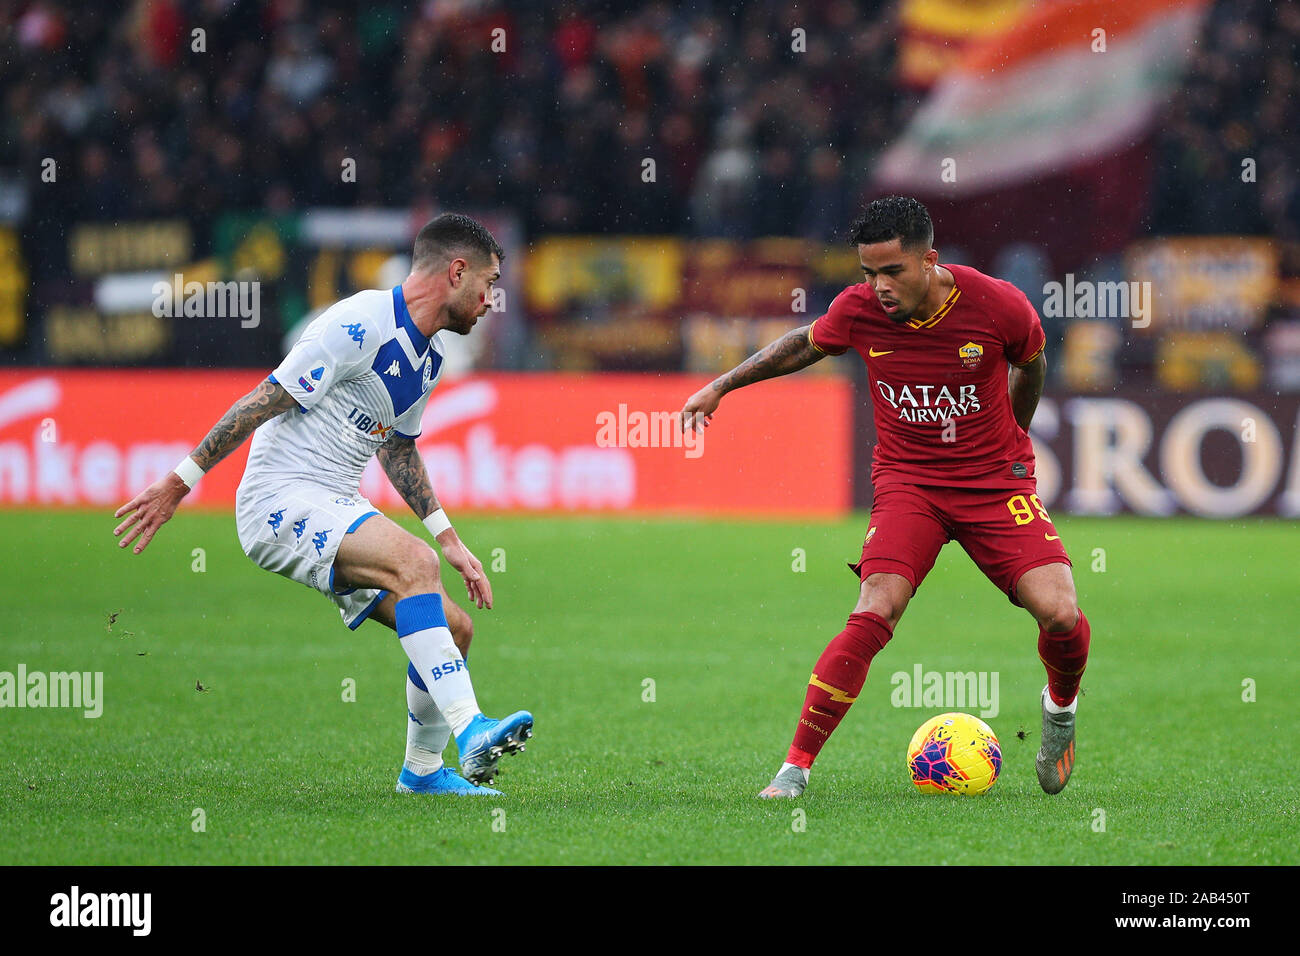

{"left": 7, "top": 0, "right": 1297, "bottom": 241}
{"left": 3, "top": 0, "right": 906, "bottom": 241}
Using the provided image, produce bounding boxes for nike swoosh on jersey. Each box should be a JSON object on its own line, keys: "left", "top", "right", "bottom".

{"left": 868, "top": 348, "right": 894, "bottom": 357}
{"left": 1044, "top": 533, "right": 1060, "bottom": 541}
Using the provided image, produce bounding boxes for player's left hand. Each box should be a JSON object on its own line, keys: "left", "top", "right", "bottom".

{"left": 436, "top": 531, "right": 493, "bottom": 610}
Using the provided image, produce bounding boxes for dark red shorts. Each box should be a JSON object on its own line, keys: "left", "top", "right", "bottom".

{"left": 850, "top": 482, "right": 1071, "bottom": 606}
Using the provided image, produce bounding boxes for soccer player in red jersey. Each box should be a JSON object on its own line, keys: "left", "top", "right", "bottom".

{"left": 681, "top": 196, "right": 1088, "bottom": 797}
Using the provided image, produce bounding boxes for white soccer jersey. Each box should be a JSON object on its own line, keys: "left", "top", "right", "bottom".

{"left": 240, "top": 286, "right": 445, "bottom": 498}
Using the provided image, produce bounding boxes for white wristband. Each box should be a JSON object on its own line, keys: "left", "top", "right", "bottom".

{"left": 173, "top": 456, "right": 204, "bottom": 489}
{"left": 423, "top": 508, "right": 452, "bottom": 538}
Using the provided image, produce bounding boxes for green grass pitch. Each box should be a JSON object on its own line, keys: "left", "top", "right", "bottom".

{"left": 2, "top": 509, "right": 1296, "bottom": 865}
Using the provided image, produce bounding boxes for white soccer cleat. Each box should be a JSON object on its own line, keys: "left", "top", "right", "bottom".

{"left": 758, "top": 764, "right": 809, "bottom": 799}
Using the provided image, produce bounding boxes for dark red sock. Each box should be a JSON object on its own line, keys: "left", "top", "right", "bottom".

{"left": 786, "top": 611, "right": 893, "bottom": 768}
{"left": 1039, "top": 608, "right": 1090, "bottom": 706}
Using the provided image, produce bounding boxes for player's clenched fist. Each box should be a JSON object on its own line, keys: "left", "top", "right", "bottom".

{"left": 113, "top": 473, "right": 189, "bottom": 554}
{"left": 680, "top": 385, "right": 721, "bottom": 432}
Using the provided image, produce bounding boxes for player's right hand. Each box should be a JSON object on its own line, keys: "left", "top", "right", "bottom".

{"left": 113, "top": 473, "right": 189, "bottom": 554}
{"left": 680, "top": 386, "right": 721, "bottom": 432}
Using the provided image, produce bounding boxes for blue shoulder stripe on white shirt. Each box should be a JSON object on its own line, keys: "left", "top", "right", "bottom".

{"left": 372, "top": 286, "right": 441, "bottom": 418}
{"left": 393, "top": 285, "right": 429, "bottom": 352}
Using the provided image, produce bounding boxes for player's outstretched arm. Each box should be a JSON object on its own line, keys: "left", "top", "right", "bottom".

{"left": 680, "top": 324, "right": 826, "bottom": 430}
{"left": 378, "top": 434, "right": 493, "bottom": 610}
{"left": 113, "top": 378, "right": 298, "bottom": 554}
{"left": 1008, "top": 350, "right": 1047, "bottom": 433}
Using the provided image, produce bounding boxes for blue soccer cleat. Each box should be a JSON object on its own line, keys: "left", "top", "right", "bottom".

{"left": 395, "top": 765, "right": 502, "bottom": 796}
{"left": 455, "top": 711, "right": 534, "bottom": 786}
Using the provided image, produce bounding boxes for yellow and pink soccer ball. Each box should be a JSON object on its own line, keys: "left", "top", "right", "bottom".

{"left": 907, "top": 712, "right": 1001, "bottom": 794}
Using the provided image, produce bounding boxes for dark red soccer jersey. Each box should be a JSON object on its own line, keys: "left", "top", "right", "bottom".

{"left": 808, "top": 263, "right": 1046, "bottom": 489}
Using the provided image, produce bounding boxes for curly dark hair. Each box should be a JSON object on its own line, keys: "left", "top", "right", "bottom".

{"left": 847, "top": 196, "right": 934, "bottom": 252}
{"left": 412, "top": 213, "right": 505, "bottom": 270}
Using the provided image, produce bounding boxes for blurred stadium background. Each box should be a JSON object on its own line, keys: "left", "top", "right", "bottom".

{"left": 2, "top": 0, "right": 1298, "bottom": 519}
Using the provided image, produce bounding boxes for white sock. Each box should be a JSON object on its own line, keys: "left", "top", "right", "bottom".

{"left": 779, "top": 761, "right": 810, "bottom": 783}
{"left": 395, "top": 594, "right": 481, "bottom": 736}
{"left": 404, "top": 669, "right": 451, "bottom": 776}
{"left": 1043, "top": 686, "right": 1078, "bottom": 715}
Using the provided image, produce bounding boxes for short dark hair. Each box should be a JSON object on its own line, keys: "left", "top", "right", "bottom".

{"left": 848, "top": 196, "right": 934, "bottom": 252}
{"left": 412, "top": 213, "right": 504, "bottom": 271}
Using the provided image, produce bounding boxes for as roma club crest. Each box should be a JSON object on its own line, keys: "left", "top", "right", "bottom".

{"left": 959, "top": 341, "right": 984, "bottom": 370}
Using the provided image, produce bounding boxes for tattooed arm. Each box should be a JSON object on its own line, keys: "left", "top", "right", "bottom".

{"left": 1008, "top": 350, "right": 1047, "bottom": 433}
{"left": 113, "top": 378, "right": 298, "bottom": 554}
{"left": 379, "top": 433, "right": 493, "bottom": 609}
{"left": 680, "top": 324, "right": 826, "bottom": 430}
{"left": 191, "top": 378, "right": 300, "bottom": 470}
{"left": 376, "top": 434, "right": 439, "bottom": 520}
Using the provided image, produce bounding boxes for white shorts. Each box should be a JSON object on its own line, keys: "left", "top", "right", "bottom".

{"left": 235, "top": 482, "right": 388, "bottom": 629}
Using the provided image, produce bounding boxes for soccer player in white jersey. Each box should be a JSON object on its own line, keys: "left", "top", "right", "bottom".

{"left": 113, "top": 214, "right": 532, "bottom": 795}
